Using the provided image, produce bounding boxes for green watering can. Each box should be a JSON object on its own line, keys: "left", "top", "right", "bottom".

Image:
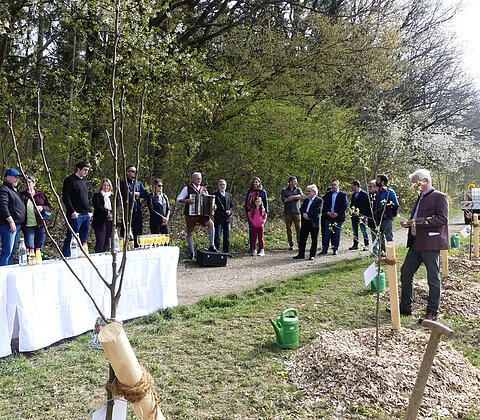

{"left": 450, "top": 234, "right": 460, "bottom": 249}
{"left": 270, "top": 308, "right": 299, "bottom": 349}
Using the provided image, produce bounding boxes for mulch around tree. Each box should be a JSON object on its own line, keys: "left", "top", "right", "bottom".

{"left": 288, "top": 327, "right": 480, "bottom": 418}
{"left": 288, "top": 253, "right": 480, "bottom": 418}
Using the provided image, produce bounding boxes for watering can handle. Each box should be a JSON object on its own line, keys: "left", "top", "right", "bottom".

{"left": 281, "top": 308, "right": 297, "bottom": 320}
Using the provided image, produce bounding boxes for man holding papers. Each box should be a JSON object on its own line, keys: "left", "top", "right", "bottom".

{"left": 399, "top": 169, "right": 449, "bottom": 323}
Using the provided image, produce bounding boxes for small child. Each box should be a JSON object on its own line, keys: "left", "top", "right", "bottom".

{"left": 249, "top": 196, "right": 267, "bottom": 256}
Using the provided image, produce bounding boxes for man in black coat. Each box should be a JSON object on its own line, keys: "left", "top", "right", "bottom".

{"left": 293, "top": 184, "right": 323, "bottom": 260}
{"left": 214, "top": 179, "right": 234, "bottom": 255}
{"left": 0, "top": 167, "right": 26, "bottom": 266}
{"left": 349, "top": 180, "right": 370, "bottom": 251}
{"left": 321, "top": 179, "right": 348, "bottom": 255}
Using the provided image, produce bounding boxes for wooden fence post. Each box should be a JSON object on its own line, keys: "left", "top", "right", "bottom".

{"left": 386, "top": 242, "right": 400, "bottom": 330}
{"left": 440, "top": 249, "right": 449, "bottom": 279}
{"left": 474, "top": 214, "right": 479, "bottom": 259}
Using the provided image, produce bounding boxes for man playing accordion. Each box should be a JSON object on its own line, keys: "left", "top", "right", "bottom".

{"left": 177, "top": 172, "right": 217, "bottom": 260}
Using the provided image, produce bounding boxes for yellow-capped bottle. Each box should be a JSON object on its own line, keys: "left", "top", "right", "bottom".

{"left": 35, "top": 248, "right": 42, "bottom": 265}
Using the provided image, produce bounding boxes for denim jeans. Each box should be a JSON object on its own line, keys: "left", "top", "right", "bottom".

{"left": 0, "top": 224, "right": 21, "bottom": 266}
{"left": 351, "top": 215, "right": 369, "bottom": 247}
{"left": 62, "top": 214, "right": 90, "bottom": 257}
{"left": 24, "top": 226, "right": 46, "bottom": 249}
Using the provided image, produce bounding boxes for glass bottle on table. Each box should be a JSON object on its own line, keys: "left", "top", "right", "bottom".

{"left": 18, "top": 238, "right": 27, "bottom": 266}
{"left": 127, "top": 230, "right": 134, "bottom": 250}
{"left": 70, "top": 236, "right": 79, "bottom": 259}
{"left": 113, "top": 229, "right": 120, "bottom": 253}
{"left": 28, "top": 249, "right": 36, "bottom": 266}
{"left": 35, "top": 248, "right": 42, "bottom": 265}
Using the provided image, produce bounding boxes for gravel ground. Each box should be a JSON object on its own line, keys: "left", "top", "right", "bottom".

{"left": 177, "top": 216, "right": 465, "bottom": 305}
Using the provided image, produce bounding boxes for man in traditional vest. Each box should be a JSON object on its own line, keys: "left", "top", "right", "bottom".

{"left": 177, "top": 172, "right": 217, "bottom": 259}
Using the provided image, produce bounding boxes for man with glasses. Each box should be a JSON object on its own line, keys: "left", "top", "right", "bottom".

{"left": 120, "top": 165, "right": 147, "bottom": 248}
{"left": 321, "top": 180, "right": 348, "bottom": 255}
{"left": 62, "top": 160, "right": 92, "bottom": 257}
{"left": 177, "top": 172, "right": 217, "bottom": 259}
{"left": 293, "top": 185, "right": 323, "bottom": 260}
{"left": 399, "top": 169, "right": 448, "bottom": 323}
{"left": 0, "top": 167, "right": 26, "bottom": 265}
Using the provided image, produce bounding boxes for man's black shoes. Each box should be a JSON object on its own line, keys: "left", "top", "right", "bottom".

{"left": 418, "top": 311, "right": 438, "bottom": 324}
{"left": 348, "top": 245, "right": 359, "bottom": 250}
{"left": 208, "top": 245, "right": 218, "bottom": 252}
{"left": 293, "top": 255, "right": 304, "bottom": 260}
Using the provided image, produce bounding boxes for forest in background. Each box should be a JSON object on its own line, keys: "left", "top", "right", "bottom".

{"left": 1, "top": 0, "right": 480, "bottom": 214}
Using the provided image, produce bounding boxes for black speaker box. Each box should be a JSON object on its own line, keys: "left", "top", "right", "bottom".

{"left": 196, "top": 250, "right": 228, "bottom": 267}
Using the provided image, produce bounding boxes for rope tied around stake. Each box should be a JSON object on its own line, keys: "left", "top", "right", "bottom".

{"left": 380, "top": 257, "right": 397, "bottom": 266}
{"left": 106, "top": 366, "right": 160, "bottom": 417}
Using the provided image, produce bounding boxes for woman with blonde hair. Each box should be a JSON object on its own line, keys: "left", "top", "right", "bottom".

{"left": 92, "top": 178, "right": 113, "bottom": 253}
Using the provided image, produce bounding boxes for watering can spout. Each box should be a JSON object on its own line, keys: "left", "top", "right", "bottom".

{"left": 270, "top": 318, "right": 283, "bottom": 341}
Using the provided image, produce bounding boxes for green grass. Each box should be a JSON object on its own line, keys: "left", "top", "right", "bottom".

{"left": 1, "top": 252, "right": 479, "bottom": 419}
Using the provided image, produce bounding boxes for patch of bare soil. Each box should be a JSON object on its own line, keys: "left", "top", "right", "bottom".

{"left": 288, "top": 327, "right": 480, "bottom": 419}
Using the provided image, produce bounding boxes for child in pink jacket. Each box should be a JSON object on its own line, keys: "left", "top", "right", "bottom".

{"left": 249, "top": 196, "right": 267, "bottom": 256}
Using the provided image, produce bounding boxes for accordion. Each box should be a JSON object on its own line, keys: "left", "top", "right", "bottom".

{"left": 188, "top": 194, "right": 215, "bottom": 216}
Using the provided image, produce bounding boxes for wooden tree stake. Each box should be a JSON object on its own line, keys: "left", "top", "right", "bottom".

{"left": 440, "top": 250, "right": 449, "bottom": 279}
{"left": 99, "top": 322, "right": 165, "bottom": 419}
{"left": 386, "top": 242, "right": 400, "bottom": 330}
{"left": 474, "top": 214, "right": 479, "bottom": 259}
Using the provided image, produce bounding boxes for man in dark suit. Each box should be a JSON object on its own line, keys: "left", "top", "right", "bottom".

{"left": 321, "top": 179, "right": 348, "bottom": 255}
{"left": 400, "top": 169, "right": 449, "bottom": 323}
{"left": 293, "top": 184, "right": 323, "bottom": 260}
{"left": 349, "top": 180, "right": 370, "bottom": 251}
{"left": 214, "top": 179, "right": 234, "bottom": 256}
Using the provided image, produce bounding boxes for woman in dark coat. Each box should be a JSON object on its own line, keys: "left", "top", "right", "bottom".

{"left": 92, "top": 178, "right": 113, "bottom": 253}
{"left": 147, "top": 179, "right": 170, "bottom": 234}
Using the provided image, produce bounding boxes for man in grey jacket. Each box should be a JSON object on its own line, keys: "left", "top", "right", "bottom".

{"left": 399, "top": 169, "right": 449, "bottom": 323}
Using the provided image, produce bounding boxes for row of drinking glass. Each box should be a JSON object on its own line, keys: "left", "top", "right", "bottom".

{"left": 138, "top": 234, "right": 170, "bottom": 248}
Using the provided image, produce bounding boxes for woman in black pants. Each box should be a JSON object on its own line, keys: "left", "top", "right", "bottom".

{"left": 92, "top": 178, "right": 113, "bottom": 253}
{"left": 147, "top": 179, "right": 170, "bottom": 234}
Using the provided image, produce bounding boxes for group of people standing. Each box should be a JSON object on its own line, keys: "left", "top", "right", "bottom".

{"left": 62, "top": 162, "right": 171, "bottom": 256}
{"left": 0, "top": 168, "right": 52, "bottom": 266}
{"left": 0, "top": 163, "right": 449, "bottom": 321}
{"left": 283, "top": 175, "right": 399, "bottom": 260}
{"left": 283, "top": 170, "right": 449, "bottom": 323}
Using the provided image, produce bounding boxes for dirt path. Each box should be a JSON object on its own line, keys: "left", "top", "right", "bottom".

{"left": 177, "top": 215, "right": 465, "bottom": 305}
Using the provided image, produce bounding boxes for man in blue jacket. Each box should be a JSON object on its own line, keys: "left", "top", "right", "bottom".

{"left": 375, "top": 174, "right": 399, "bottom": 253}
{"left": 321, "top": 180, "right": 348, "bottom": 255}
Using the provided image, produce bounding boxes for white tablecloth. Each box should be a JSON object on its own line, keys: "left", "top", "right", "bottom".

{"left": 0, "top": 272, "right": 12, "bottom": 358}
{"left": 4, "top": 246, "right": 179, "bottom": 353}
